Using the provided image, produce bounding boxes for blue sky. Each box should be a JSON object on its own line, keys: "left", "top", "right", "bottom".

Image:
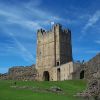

{"left": 0, "top": 0, "right": 100, "bottom": 73}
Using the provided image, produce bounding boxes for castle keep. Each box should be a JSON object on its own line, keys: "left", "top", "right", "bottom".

{"left": 36, "top": 24, "right": 74, "bottom": 81}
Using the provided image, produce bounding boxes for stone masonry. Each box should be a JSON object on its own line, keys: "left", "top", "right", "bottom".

{"left": 36, "top": 24, "right": 73, "bottom": 81}
{"left": 8, "top": 65, "right": 37, "bottom": 81}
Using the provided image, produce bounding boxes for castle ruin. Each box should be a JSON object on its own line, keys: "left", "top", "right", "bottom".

{"left": 0, "top": 23, "right": 100, "bottom": 82}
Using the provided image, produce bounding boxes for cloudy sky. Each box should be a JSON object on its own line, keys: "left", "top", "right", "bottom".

{"left": 0, "top": 0, "right": 100, "bottom": 73}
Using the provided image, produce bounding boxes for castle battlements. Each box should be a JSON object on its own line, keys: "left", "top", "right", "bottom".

{"left": 37, "top": 23, "right": 71, "bottom": 39}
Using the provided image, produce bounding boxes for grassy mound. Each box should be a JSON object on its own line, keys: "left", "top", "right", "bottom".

{"left": 0, "top": 80, "right": 86, "bottom": 100}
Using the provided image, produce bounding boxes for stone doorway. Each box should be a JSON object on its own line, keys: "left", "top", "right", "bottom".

{"left": 80, "top": 70, "right": 84, "bottom": 79}
{"left": 43, "top": 71, "right": 50, "bottom": 81}
{"left": 57, "top": 68, "right": 61, "bottom": 81}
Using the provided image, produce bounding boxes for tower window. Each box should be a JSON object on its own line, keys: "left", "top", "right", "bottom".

{"left": 57, "top": 62, "right": 60, "bottom": 66}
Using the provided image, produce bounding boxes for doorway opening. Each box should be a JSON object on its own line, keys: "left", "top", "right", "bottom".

{"left": 43, "top": 71, "right": 50, "bottom": 81}
{"left": 80, "top": 70, "right": 84, "bottom": 79}
{"left": 57, "top": 68, "right": 61, "bottom": 81}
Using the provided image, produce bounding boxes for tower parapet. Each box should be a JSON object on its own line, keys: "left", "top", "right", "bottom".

{"left": 37, "top": 29, "right": 46, "bottom": 37}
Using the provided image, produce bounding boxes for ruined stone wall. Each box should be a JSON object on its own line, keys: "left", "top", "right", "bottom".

{"left": 85, "top": 53, "right": 100, "bottom": 79}
{"left": 0, "top": 73, "right": 8, "bottom": 80}
{"left": 8, "top": 65, "right": 36, "bottom": 81}
{"left": 72, "top": 62, "right": 86, "bottom": 79}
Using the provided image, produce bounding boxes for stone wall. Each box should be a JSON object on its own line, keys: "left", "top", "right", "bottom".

{"left": 57, "top": 62, "right": 74, "bottom": 80}
{"left": 72, "top": 62, "right": 86, "bottom": 79}
{"left": 0, "top": 73, "right": 8, "bottom": 80}
{"left": 36, "top": 62, "right": 76, "bottom": 81}
{"left": 8, "top": 65, "right": 37, "bottom": 81}
{"left": 85, "top": 53, "right": 100, "bottom": 79}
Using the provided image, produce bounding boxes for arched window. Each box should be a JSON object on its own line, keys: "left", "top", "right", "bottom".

{"left": 57, "top": 62, "right": 60, "bottom": 66}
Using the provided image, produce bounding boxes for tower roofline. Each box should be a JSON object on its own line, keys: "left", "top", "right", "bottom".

{"left": 37, "top": 24, "right": 71, "bottom": 36}
{"left": 37, "top": 28, "right": 45, "bottom": 33}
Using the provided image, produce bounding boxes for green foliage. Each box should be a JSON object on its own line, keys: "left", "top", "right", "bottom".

{"left": 0, "top": 80, "right": 86, "bottom": 100}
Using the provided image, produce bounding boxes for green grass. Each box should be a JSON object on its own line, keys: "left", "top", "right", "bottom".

{"left": 0, "top": 80, "right": 87, "bottom": 100}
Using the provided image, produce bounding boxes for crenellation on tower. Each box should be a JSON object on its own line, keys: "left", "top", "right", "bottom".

{"left": 37, "top": 29, "right": 46, "bottom": 36}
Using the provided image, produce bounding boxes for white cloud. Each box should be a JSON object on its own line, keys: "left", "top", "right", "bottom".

{"left": 0, "top": 1, "right": 63, "bottom": 32}
{"left": 8, "top": 33, "right": 35, "bottom": 63}
{"left": 85, "top": 50, "right": 100, "bottom": 54}
{"left": 0, "top": 9, "right": 18, "bottom": 19}
{"left": 7, "top": 18, "right": 41, "bottom": 31}
{"left": 83, "top": 11, "right": 100, "bottom": 31}
{"left": 95, "top": 40, "right": 100, "bottom": 44}
{"left": 24, "top": 0, "right": 42, "bottom": 7}
{"left": 0, "top": 9, "right": 42, "bottom": 31}
{"left": 79, "top": 10, "right": 100, "bottom": 40}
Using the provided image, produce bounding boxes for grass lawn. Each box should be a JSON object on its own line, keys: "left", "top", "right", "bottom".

{"left": 0, "top": 80, "right": 86, "bottom": 100}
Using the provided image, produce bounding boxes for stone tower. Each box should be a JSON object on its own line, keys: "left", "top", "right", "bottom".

{"left": 36, "top": 24, "right": 73, "bottom": 81}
